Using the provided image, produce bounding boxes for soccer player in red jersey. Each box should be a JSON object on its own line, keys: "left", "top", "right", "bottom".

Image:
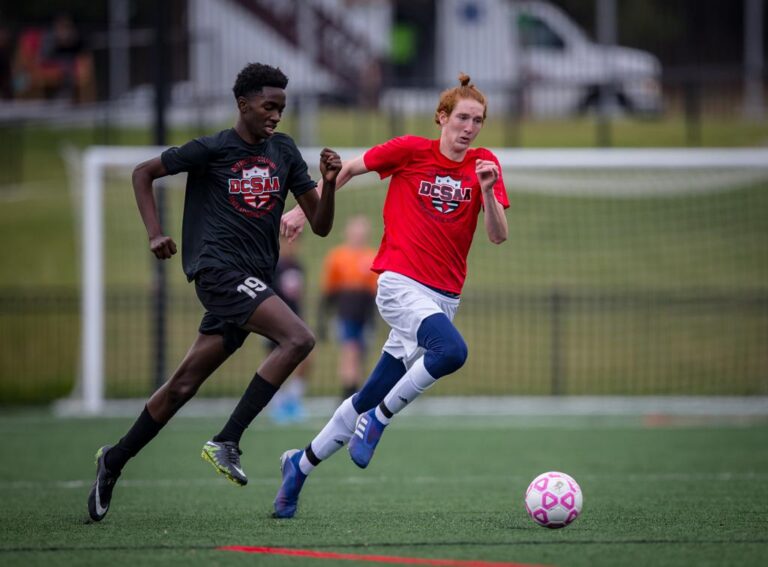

{"left": 273, "top": 74, "right": 509, "bottom": 518}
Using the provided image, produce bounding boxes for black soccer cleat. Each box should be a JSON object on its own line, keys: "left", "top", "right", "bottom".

{"left": 201, "top": 440, "right": 248, "bottom": 486}
{"left": 87, "top": 445, "right": 120, "bottom": 522}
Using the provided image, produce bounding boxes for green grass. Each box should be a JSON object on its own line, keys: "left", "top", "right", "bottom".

{"left": 2, "top": 179, "right": 766, "bottom": 400}
{"left": 0, "top": 413, "right": 766, "bottom": 566}
{"left": 3, "top": 174, "right": 768, "bottom": 290}
{"left": 2, "top": 114, "right": 767, "bottom": 288}
{"left": 1, "top": 117, "right": 767, "bottom": 402}
{"left": 312, "top": 112, "right": 768, "bottom": 148}
{"left": 2, "top": 161, "right": 768, "bottom": 400}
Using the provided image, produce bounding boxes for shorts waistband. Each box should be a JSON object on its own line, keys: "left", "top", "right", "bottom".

{"left": 421, "top": 282, "right": 461, "bottom": 299}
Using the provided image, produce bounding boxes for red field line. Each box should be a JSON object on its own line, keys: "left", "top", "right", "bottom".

{"left": 219, "top": 545, "right": 550, "bottom": 567}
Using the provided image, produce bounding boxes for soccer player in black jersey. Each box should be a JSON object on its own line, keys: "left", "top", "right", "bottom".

{"left": 87, "top": 62, "right": 341, "bottom": 522}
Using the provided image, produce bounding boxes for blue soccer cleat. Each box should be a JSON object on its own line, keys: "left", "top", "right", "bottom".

{"left": 273, "top": 449, "right": 307, "bottom": 519}
{"left": 348, "top": 409, "right": 387, "bottom": 469}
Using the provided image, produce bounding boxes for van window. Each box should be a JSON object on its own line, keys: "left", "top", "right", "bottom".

{"left": 517, "top": 14, "right": 565, "bottom": 49}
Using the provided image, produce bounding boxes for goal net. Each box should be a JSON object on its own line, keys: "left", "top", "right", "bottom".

{"left": 66, "top": 147, "right": 768, "bottom": 414}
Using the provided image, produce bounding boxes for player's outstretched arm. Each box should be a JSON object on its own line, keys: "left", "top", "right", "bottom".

{"left": 282, "top": 155, "right": 369, "bottom": 242}
{"left": 476, "top": 158, "right": 508, "bottom": 244}
{"left": 295, "top": 148, "right": 341, "bottom": 237}
{"left": 132, "top": 157, "right": 178, "bottom": 259}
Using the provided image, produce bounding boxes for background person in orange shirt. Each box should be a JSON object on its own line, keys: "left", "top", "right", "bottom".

{"left": 321, "top": 215, "right": 379, "bottom": 399}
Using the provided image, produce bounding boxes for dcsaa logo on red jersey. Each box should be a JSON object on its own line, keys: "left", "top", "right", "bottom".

{"left": 418, "top": 175, "right": 471, "bottom": 214}
{"left": 228, "top": 164, "right": 281, "bottom": 209}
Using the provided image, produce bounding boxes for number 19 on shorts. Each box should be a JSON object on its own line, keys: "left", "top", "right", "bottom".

{"left": 237, "top": 276, "right": 267, "bottom": 300}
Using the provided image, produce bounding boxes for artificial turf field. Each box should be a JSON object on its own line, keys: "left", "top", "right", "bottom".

{"left": 0, "top": 412, "right": 766, "bottom": 567}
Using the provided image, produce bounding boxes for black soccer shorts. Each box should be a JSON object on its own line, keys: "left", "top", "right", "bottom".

{"left": 194, "top": 267, "right": 276, "bottom": 353}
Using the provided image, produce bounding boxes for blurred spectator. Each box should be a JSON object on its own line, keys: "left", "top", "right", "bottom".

{"left": 0, "top": 23, "right": 13, "bottom": 99}
{"left": 268, "top": 234, "right": 311, "bottom": 423}
{"left": 320, "top": 215, "right": 379, "bottom": 399}
{"left": 13, "top": 12, "right": 95, "bottom": 103}
{"left": 359, "top": 58, "right": 382, "bottom": 109}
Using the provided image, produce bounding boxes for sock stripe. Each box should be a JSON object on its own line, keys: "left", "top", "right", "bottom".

{"left": 379, "top": 402, "right": 394, "bottom": 419}
{"left": 304, "top": 444, "right": 321, "bottom": 466}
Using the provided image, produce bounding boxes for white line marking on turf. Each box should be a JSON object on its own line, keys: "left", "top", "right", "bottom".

{"left": 2, "top": 472, "right": 767, "bottom": 490}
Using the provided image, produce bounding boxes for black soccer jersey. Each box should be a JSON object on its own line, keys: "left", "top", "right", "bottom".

{"left": 161, "top": 129, "right": 316, "bottom": 282}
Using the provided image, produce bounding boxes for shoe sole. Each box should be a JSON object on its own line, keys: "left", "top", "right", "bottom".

{"left": 201, "top": 449, "right": 247, "bottom": 486}
{"left": 349, "top": 450, "right": 371, "bottom": 469}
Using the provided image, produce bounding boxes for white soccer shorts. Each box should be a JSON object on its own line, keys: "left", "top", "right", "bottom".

{"left": 375, "top": 271, "right": 461, "bottom": 368}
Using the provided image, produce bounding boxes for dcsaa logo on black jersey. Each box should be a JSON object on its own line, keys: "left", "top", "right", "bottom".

{"left": 227, "top": 158, "right": 282, "bottom": 218}
{"left": 228, "top": 163, "right": 281, "bottom": 209}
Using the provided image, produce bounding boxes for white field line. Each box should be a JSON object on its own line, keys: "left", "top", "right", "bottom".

{"left": 2, "top": 472, "right": 767, "bottom": 490}
{"left": 3, "top": 417, "right": 766, "bottom": 431}
{"left": 51, "top": 396, "right": 768, "bottom": 420}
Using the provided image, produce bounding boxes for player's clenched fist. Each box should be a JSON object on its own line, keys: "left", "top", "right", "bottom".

{"left": 475, "top": 158, "right": 499, "bottom": 190}
{"left": 149, "top": 234, "right": 177, "bottom": 259}
{"left": 320, "top": 148, "right": 342, "bottom": 184}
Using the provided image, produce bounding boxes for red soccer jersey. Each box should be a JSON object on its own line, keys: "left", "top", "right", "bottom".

{"left": 364, "top": 135, "right": 509, "bottom": 294}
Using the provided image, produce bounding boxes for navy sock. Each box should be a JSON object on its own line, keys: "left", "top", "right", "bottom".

{"left": 105, "top": 405, "right": 163, "bottom": 473}
{"left": 352, "top": 352, "right": 407, "bottom": 413}
{"left": 214, "top": 373, "right": 278, "bottom": 444}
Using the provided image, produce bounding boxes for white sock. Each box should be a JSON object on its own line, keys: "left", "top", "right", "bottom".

{"left": 307, "top": 396, "right": 359, "bottom": 465}
{"left": 298, "top": 452, "right": 315, "bottom": 475}
{"left": 381, "top": 357, "right": 437, "bottom": 416}
{"left": 374, "top": 406, "right": 391, "bottom": 425}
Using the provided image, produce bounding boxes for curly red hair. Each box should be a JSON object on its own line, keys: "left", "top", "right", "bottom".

{"left": 434, "top": 73, "right": 488, "bottom": 124}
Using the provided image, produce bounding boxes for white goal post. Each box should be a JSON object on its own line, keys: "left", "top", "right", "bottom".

{"left": 72, "top": 146, "right": 768, "bottom": 415}
{"left": 80, "top": 147, "right": 166, "bottom": 414}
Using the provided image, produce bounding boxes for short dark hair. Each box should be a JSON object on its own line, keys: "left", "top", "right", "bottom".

{"left": 232, "top": 63, "right": 289, "bottom": 99}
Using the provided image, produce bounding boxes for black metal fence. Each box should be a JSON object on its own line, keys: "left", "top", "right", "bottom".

{"left": 0, "top": 0, "right": 766, "bottom": 405}
{"left": 1, "top": 287, "right": 766, "bottom": 404}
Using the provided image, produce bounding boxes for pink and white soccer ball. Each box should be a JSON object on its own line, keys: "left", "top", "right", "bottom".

{"left": 524, "top": 471, "right": 583, "bottom": 528}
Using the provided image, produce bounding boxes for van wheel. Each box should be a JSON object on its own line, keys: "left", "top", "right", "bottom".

{"left": 616, "top": 91, "right": 633, "bottom": 113}
{"left": 577, "top": 86, "right": 633, "bottom": 114}
{"left": 576, "top": 86, "right": 600, "bottom": 114}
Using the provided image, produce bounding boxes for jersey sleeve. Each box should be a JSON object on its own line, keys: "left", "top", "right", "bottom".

{"left": 160, "top": 137, "right": 212, "bottom": 175}
{"left": 363, "top": 135, "right": 421, "bottom": 180}
{"left": 284, "top": 137, "right": 317, "bottom": 198}
{"left": 479, "top": 150, "right": 510, "bottom": 209}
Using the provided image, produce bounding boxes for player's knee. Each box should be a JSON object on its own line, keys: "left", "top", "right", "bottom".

{"left": 418, "top": 313, "right": 468, "bottom": 377}
{"left": 436, "top": 334, "right": 468, "bottom": 375}
{"left": 286, "top": 327, "right": 315, "bottom": 361}
{"left": 452, "top": 336, "right": 469, "bottom": 368}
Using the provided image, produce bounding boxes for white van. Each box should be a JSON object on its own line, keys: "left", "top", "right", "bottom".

{"left": 390, "top": 0, "right": 662, "bottom": 117}
{"left": 510, "top": 0, "right": 662, "bottom": 115}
